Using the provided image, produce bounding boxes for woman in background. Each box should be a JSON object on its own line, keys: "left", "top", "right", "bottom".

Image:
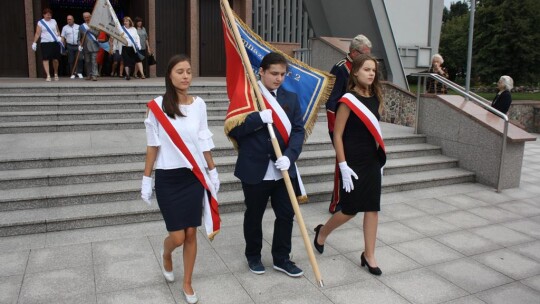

{"left": 134, "top": 17, "right": 151, "bottom": 79}
{"left": 491, "top": 75, "right": 513, "bottom": 114}
{"left": 120, "top": 16, "right": 141, "bottom": 80}
{"left": 31, "top": 8, "right": 62, "bottom": 81}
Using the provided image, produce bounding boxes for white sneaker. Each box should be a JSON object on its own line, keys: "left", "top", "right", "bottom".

{"left": 70, "top": 75, "right": 76, "bottom": 79}
{"left": 77, "top": 73, "right": 83, "bottom": 79}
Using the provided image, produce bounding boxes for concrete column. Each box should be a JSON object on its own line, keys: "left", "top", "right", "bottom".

{"left": 190, "top": 0, "right": 200, "bottom": 77}
{"left": 148, "top": 0, "right": 156, "bottom": 77}
{"left": 25, "top": 0, "right": 37, "bottom": 78}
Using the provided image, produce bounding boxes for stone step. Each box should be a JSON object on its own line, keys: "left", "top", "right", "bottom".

{"left": 0, "top": 114, "right": 328, "bottom": 133}
{"left": 0, "top": 137, "right": 430, "bottom": 171}
{"left": 0, "top": 82, "right": 227, "bottom": 95}
{"left": 0, "top": 108, "right": 234, "bottom": 122}
{"left": 0, "top": 83, "right": 223, "bottom": 94}
{"left": 0, "top": 90, "right": 229, "bottom": 102}
{"left": 0, "top": 181, "right": 330, "bottom": 237}
{"left": 0, "top": 167, "right": 473, "bottom": 212}
{"left": 0, "top": 153, "right": 456, "bottom": 190}
{"left": 0, "top": 168, "right": 476, "bottom": 236}
{"left": 0, "top": 99, "right": 231, "bottom": 112}
{"left": 0, "top": 106, "right": 326, "bottom": 122}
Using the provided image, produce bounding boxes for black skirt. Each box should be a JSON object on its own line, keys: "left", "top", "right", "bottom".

{"left": 155, "top": 168, "right": 204, "bottom": 232}
{"left": 41, "top": 42, "right": 61, "bottom": 60}
{"left": 338, "top": 160, "right": 382, "bottom": 214}
{"left": 121, "top": 46, "right": 136, "bottom": 67}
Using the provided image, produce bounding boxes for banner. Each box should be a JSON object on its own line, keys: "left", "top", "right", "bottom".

{"left": 89, "top": 0, "right": 128, "bottom": 45}
{"left": 222, "top": 10, "right": 334, "bottom": 141}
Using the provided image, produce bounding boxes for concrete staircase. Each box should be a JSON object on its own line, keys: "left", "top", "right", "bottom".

{"left": 0, "top": 80, "right": 475, "bottom": 236}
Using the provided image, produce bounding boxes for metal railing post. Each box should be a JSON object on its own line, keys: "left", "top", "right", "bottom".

{"left": 497, "top": 121, "right": 508, "bottom": 192}
{"left": 414, "top": 76, "right": 421, "bottom": 134}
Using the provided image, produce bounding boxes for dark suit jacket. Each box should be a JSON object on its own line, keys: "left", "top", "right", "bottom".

{"left": 229, "top": 87, "right": 305, "bottom": 184}
{"left": 491, "top": 90, "right": 512, "bottom": 114}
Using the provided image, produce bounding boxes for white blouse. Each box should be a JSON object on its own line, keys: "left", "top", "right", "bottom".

{"left": 38, "top": 19, "right": 59, "bottom": 43}
{"left": 145, "top": 96, "right": 215, "bottom": 170}
{"left": 123, "top": 26, "right": 141, "bottom": 50}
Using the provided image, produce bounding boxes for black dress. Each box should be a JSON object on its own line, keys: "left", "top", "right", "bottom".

{"left": 337, "top": 92, "right": 382, "bottom": 214}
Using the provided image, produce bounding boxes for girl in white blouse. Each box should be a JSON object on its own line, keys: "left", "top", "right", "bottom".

{"left": 141, "top": 54, "right": 219, "bottom": 304}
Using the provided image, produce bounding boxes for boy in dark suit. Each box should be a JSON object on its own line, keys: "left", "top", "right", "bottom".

{"left": 229, "top": 52, "right": 305, "bottom": 277}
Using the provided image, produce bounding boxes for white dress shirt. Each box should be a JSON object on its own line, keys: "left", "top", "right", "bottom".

{"left": 61, "top": 23, "right": 80, "bottom": 45}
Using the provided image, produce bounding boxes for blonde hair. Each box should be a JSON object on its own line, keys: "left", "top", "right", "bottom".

{"left": 123, "top": 16, "right": 134, "bottom": 27}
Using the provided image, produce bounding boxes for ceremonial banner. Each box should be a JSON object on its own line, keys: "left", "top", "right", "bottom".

{"left": 222, "top": 10, "right": 334, "bottom": 141}
{"left": 89, "top": 0, "right": 128, "bottom": 45}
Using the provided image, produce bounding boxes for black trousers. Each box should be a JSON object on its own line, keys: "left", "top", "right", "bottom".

{"left": 66, "top": 44, "right": 83, "bottom": 74}
{"left": 242, "top": 179, "right": 295, "bottom": 265}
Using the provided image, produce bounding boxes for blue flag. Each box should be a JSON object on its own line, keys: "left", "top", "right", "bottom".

{"left": 231, "top": 14, "right": 334, "bottom": 137}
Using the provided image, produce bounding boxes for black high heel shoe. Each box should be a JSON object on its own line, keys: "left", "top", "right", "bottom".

{"left": 361, "top": 252, "right": 382, "bottom": 276}
{"left": 313, "top": 224, "right": 324, "bottom": 254}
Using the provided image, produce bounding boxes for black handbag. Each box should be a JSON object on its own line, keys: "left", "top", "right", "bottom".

{"left": 147, "top": 53, "right": 157, "bottom": 65}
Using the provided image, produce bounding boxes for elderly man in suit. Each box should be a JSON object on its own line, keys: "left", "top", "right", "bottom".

{"left": 228, "top": 52, "right": 305, "bottom": 278}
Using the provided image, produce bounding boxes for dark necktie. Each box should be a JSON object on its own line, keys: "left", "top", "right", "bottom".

{"left": 270, "top": 91, "right": 276, "bottom": 97}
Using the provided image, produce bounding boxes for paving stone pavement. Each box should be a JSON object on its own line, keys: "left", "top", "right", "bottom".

{"left": 0, "top": 130, "right": 539, "bottom": 303}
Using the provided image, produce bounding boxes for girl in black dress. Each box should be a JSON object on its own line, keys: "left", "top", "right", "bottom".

{"left": 313, "top": 54, "right": 385, "bottom": 275}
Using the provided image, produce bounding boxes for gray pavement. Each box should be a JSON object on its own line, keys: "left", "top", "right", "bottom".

{"left": 1, "top": 133, "right": 539, "bottom": 303}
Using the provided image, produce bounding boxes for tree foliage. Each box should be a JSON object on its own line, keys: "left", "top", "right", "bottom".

{"left": 439, "top": 0, "right": 540, "bottom": 85}
{"left": 439, "top": 1, "right": 469, "bottom": 83}
{"left": 474, "top": 0, "right": 540, "bottom": 84}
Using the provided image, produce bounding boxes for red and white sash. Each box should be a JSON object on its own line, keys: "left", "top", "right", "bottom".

{"left": 258, "top": 81, "right": 307, "bottom": 199}
{"left": 147, "top": 98, "right": 220, "bottom": 240}
{"left": 329, "top": 93, "right": 386, "bottom": 213}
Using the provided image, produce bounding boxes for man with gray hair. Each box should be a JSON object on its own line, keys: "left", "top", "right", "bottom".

{"left": 326, "top": 34, "right": 372, "bottom": 138}
{"left": 79, "top": 12, "right": 100, "bottom": 81}
{"left": 326, "top": 34, "right": 371, "bottom": 214}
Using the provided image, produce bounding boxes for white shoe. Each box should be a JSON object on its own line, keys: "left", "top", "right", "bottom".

{"left": 160, "top": 248, "right": 175, "bottom": 282}
{"left": 183, "top": 290, "right": 199, "bottom": 304}
{"left": 70, "top": 75, "right": 76, "bottom": 79}
{"left": 77, "top": 73, "right": 83, "bottom": 79}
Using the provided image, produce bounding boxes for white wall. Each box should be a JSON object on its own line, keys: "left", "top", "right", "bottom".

{"left": 384, "top": 0, "right": 431, "bottom": 47}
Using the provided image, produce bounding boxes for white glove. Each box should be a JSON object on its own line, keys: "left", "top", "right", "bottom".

{"left": 32, "top": 43, "right": 37, "bottom": 51}
{"left": 78, "top": 45, "right": 83, "bottom": 52}
{"left": 141, "top": 176, "right": 153, "bottom": 206}
{"left": 259, "top": 109, "right": 273, "bottom": 124}
{"left": 275, "top": 156, "right": 290, "bottom": 171}
{"left": 208, "top": 168, "right": 220, "bottom": 193}
{"left": 339, "top": 161, "right": 358, "bottom": 193}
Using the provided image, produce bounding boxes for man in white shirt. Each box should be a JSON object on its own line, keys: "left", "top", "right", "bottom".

{"left": 61, "top": 15, "right": 83, "bottom": 79}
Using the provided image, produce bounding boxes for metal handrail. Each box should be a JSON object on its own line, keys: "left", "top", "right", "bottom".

{"left": 410, "top": 73, "right": 509, "bottom": 192}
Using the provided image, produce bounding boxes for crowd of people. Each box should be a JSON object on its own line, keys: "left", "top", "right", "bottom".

{"left": 31, "top": 8, "right": 153, "bottom": 81}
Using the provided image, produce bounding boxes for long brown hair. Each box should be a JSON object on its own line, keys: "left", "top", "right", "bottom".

{"left": 162, "top": 54, "right": 191, "bottom": 118}
{"left": 347, "top": 54, "right": 384, "bottom": 114}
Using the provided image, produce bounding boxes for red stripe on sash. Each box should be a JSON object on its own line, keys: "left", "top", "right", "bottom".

{"left": 263, "top": 97, "right": 290, "bottom": 145}
{"left": 147, "top": 100, "right": 220, "bottom": 234}
{"left": 339, "top": 96, "right": 385, "bottom": 152}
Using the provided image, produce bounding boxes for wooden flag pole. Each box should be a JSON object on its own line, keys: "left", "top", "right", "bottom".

{"left": 220, "top": 0, "right": 323, "bottom": 287}
{"left": 71, "top": 32, "right": 87, "bottom": 77}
